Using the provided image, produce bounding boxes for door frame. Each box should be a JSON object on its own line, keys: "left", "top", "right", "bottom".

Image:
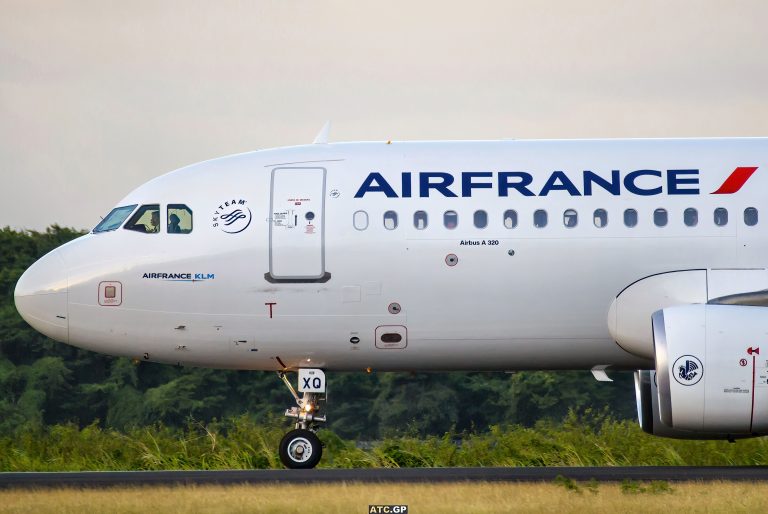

{"left": 265, "top": 166, "right": 332, "bottom": 283}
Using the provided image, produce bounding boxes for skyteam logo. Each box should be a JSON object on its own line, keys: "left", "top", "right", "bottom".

{"left": 212, "top": 199, "right": 252, "bottom": 234}
{"left": 673, "top": 355, "right": 703, "bottom": 386}
{"left": 353, "top": 167, "right": 758, "bottom": 198}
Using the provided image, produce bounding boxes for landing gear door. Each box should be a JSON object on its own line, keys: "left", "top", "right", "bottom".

{"left": 269, "top": 167, "right": 328, "bottom": 282}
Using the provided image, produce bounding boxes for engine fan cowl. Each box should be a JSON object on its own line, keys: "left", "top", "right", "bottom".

{"left": 634, "top": 370, "right": 754, "bottom": 440}
{"left": 653, "top": 304, "right": 768, "bottom": 435}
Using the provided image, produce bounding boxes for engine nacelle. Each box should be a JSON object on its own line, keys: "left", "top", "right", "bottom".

{"left": 634, "top": 370, "right": 751, "bottom": 439}
{"left": 653, "top": 304, "right": 768, "bottom": 435}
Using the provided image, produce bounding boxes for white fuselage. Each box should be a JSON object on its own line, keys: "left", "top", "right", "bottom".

{"left": 15, "top": 138, "right": 768, "bottom": 372}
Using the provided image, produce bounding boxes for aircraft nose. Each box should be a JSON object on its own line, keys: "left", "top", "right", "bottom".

{"left": 14, "top": 249, "right": 69, "bottom": 343}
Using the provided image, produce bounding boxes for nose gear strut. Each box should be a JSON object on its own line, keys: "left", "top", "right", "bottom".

{"left": 277, "top": 369, "right": 326, "bottom": 469}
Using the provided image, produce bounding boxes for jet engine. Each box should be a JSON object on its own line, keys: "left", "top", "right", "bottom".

{"left": 634, "top": 370, "right": 752, "bottom": 439}
{"left": 645, "top": 304, "right": 768, "bottom": 437}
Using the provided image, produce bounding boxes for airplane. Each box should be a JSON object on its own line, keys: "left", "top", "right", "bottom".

{"left": 14, "top": 131, "right": 768, "bottom": 468}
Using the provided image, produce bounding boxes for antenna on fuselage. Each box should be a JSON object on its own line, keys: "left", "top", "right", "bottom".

{"left": 313, "top": 121, "right": 331, "bottom": 144}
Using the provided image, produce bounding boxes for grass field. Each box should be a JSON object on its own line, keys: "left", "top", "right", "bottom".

{"left": 0, "top": 481, "right": 764, "bottom": 513}
{"left": 4, "top": 415, "right": 768, "bottom": 471}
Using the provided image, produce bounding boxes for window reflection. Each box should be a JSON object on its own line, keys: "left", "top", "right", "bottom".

{"left": 503, "top": 210, "right": 517, "bottom": 229}
{"left": 593, "top": 209, "right": 607, "bottom": 228}
{"left": 414, "top": 210, "right": 428, "bottom": 230}
{"left": 124, "top": 204, "right": 161, "bottom": 234}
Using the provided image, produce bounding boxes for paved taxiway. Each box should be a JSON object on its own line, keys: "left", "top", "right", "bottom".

{"left": 2, "top": 467, "right": 768, "bottom": 488}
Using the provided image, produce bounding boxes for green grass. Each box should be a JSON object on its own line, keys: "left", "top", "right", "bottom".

{"left": 2, "top": 412, "right": 768, "bottom": 471}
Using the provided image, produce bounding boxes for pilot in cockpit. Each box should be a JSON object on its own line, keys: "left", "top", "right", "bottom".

{"left": 147, "top": 211, "right": 160, "bottom": 233}
{"left": 168, "top": 213, "right": 181, "bottom": 233}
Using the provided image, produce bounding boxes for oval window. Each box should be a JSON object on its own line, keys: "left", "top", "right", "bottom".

{"left": 563, "top": 209, "right": 578, "bottom": 228}
{"left": 624, "top": 209, "right": 638, "bottom": 228}
{"left": 474, "top": 210, "right": 488, "bottom": 229}
{"left": 444, "top": 210, "right": 458, "bottom": 229}
{"left": 653, "top": 208, "right": 668, "bottom": 227}
{"left": 683, "top": 208, "right": 698, "bottom": 227}
{"left": 503, "top": 210, "right": 518, "bottom": 229}
{"left": 384, "top": 211, "right": 398, "bottom": 230}
{"left": 533, "top": 209, "right": 548, "bottom": 228}
{"left": 593, "top": 209, "right": 607, "bottom": 228}
{"left": 745, "top": 207, "right": 758, "bottom": 227}
{"left": 353, "top": 210, "right": 369, "bottom": 230}
{"left": 714, "top": 207, "right": 728, "bottom": 227}
{"left": 414, "top": 210, "right": 428, "bottom": 230}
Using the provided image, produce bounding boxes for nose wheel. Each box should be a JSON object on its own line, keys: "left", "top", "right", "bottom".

{"left": 279, "top": 429, "right": 322, "bottom": 469}
{"left": 277, "top": 369, "right": 327, "bottom": 469}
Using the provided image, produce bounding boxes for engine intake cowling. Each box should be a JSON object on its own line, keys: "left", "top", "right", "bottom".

{"left": 653, "top": 304, "right": 768, "bottom": 435}
{"left": 634, "top": 370, "right": 752, "bottom": 439}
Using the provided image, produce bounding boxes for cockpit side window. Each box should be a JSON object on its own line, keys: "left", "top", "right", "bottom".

{"left": 167, "top": 204, "right": 193, "bottom": 234}
{"left": 93, "top": 205, "right": 137, "bottom": 233}
{"left": 124, "top": 204, "right": 161, "bottom": 233}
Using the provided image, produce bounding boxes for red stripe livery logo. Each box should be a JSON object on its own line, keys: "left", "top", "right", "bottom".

{"left": 711, "top": 167, "right": 758, "bottom": 194}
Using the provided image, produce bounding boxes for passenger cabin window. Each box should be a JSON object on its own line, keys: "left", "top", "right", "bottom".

{"left": 593, "top": 209, "right": 607, "bottom": 228}
{"left": 714, "top": 207, "right": 728, "bottom": 226}
{"left": 444, "top": 210, "right": 458, "bottom": 229}
{"left": 93, "top": 204, "right": 137, "bottom": 233}
{"left": 684, "top": 208, "right": 698, "bottom": 227}
{"left": 534, "top": 209, "right": 547, "bottom": 228}
{"left": 353, "top": 210, "right": 368, "bottom": 230}
{"left": 124, "top": 204, "right": 161, "bottom": 233}
{"left": 167, "top": 204, "right": 193, "bottom": 234}
{"left": 624, "top": 209, "right": 638, "bottom": 228}
{"left": 474, "top": 210, "right": 488, "bottom": 229}
{"left": 503, "top": 210, "right": 518, "bottom": 229}
{"left": 653, "top": 208, "right": 668, "bottom": 227}
{"left": 563, "top": 209, "right": 577, "bottom": 228}
{"left": 383, "top": 211, "right": 398, "bottom": 230}
{"left": 414, "top": 210, "right": 428, "bottom": 230}
{"left": 745, "top": 207, "right": 758, "bottom": 226}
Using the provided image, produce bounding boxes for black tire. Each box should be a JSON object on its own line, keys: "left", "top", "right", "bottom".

{"left": 279, "top": 429, "right": 323, "bottom": 469}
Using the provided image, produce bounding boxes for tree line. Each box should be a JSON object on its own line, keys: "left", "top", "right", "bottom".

{"left": 0, "top": 226, "right": 637, "bottom": 438}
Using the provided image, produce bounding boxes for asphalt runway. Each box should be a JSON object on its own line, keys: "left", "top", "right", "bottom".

{"left": 2, "top": 467, "right": 768, "bottom": 488}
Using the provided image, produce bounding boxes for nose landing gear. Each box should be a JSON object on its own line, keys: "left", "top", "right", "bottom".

{"left": 277, "top": 369, "right": 326, "bottom": 469}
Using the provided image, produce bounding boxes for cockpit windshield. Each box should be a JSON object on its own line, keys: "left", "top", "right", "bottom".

{"left": 93, "top": 205, "right": 137, "bottom": 233}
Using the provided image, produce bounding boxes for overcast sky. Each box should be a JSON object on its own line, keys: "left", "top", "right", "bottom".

{"left": 2, "top": 1, "right": 768, "bottom": 230}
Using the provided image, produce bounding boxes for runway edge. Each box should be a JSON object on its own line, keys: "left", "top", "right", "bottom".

{"left": 3, "top": 466, "right": 768, "bottom": 488}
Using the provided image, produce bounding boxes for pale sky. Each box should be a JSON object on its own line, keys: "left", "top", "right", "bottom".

{"left": 2, "top": 0, "right": 768, "bottom": 230}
